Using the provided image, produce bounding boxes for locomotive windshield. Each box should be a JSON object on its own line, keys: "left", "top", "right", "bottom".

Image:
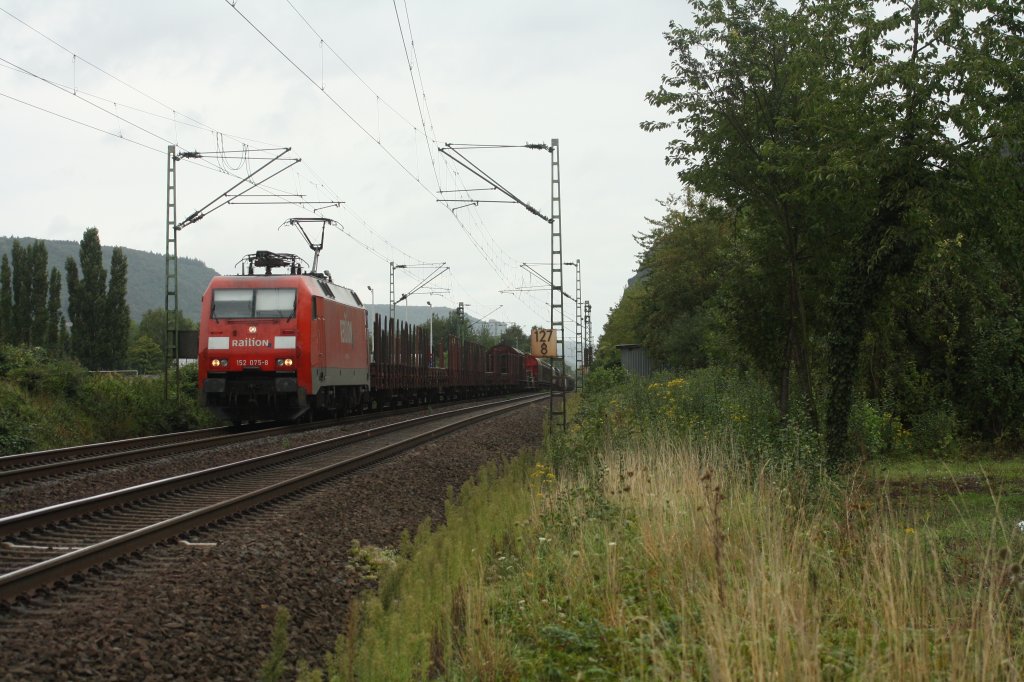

{"left": 212, "top": 288, "right": 297, "bottom": 319}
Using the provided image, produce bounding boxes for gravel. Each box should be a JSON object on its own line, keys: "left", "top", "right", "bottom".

{"left": 0, "top": 398, "right": 529, "bottom": 518}
{"left": 0, "top": 401, "right": 545, "bottom": 681}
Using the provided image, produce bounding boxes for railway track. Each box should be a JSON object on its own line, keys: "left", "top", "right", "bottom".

{"left": 0, "top": 398, "right": 510, "bottom": 485}
{"left": 0, "top": 393, "right": 543, "bottom": 603}
{"left": 0, "top": 423, "right": 292, "bottom": 485}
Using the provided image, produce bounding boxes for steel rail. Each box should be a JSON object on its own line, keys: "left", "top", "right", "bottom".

{"left": 0, "top": 394, "right": 543, "bottom": 602}
{"left": 0, "top": 425, "right": 239, "bottom": 471}
{"left": 0, "top": 423, "right": 303, "bottom": 484}
{"left": 0, "top": 397, "right": 517, "bottom": 484}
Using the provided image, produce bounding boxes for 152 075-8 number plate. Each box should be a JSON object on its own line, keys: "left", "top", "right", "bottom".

{"left": 236, "top": 359, "right": 269, "bottom": 367}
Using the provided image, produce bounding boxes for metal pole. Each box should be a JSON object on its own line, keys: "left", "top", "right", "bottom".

{"left": 550, "top": 138, "right": 566, "bottom": 430}
{"left": 427, "top": 301, "right": 433, "bottom": 367}
{"left": 566, "top": 259, "right": 582, "bottom": 381}
{"left": 389, "top": 262, "right": 396, "bottom": 319}
{"left": 164, "top": 145, "right": 180, "bottom": 400}
{"left": 575, "top": 260, "right": 582, "bottom": 381}
{"left": 367, "top": 286, "right": 375, "bottom": 362}
{"left": 584, "top": 300, "right": 593, "bottom": 370}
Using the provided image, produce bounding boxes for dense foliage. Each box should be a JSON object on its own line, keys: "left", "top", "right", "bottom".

{"left": 417, "top": 313, "right": 531, "bottom": 355}
{"left": 0, "top": 344, "right": 217, "bottom": 455}
{"left": 0, "top": 230, "right": 205, "bottom": 374}
{"left": 0, "top": 235, "right": 217, "bottom": 324}
{"left": 65, "top": 228, "right": 133, "bottom": 370}
{"left": 602, "top": 0, "right": 1024, "bottom": 463}
{"left": 0, "top": 240, "right": 65, "bottom": 351}
{"left": 135, "top": 307, "right": 197, "bottom": 350}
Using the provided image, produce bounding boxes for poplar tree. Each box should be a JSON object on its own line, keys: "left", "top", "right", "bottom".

{"left": 29, "top": 241, "right": 49, "bottom": 345}
{"left": 58, "top": 312, "right": 71, "bottom": 356}
{"left": 0, "top": 254, "right": 11, "bottom": 344}
{"left": 64, "top": 256, "right": 80, "bottom": 358}
{"left": 46, "top": 267, "right": 62, "bottom": 351}
{"left": 66, "top": 229, "right": 110, "bottom": 368}
{"left": 6, "top": 240, "right": 52, "bottom": 346}
{"left": 11, "top": 241, "right": 29, "bottom": 345}
{"left": 66, "top": 228, "right": 131, "bottom": 369}
{"left": 106, "top": 247, "right": 130, "bottom": 368}
{"left": 81, "top": 228, "right": 107, "bottom": 367}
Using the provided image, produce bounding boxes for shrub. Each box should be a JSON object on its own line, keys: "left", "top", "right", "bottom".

{"left": 0, "top": 343, "right": 218, "bottom": 451}
{"left": 0, "top": 382, "right": 39, "bottom": 454}
{"left": 76, "top": 371, "right": 217, "bottom": 439}
{"left": 581, "top": 364, "right": 627, "bottom": 395}
{"left": 908, "top": 404, "right": 960, "bottom": 457}
{"left": 0, "top": 345, "right": 86, "bottom": 397}
{"left": 559, "top": 367, "right": 828, "bottom": 478}
{"left": 847, "top": 399, "right": 911, "bottom": 460}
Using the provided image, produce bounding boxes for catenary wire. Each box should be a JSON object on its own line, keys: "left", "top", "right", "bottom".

{"left": 236, "top": 2, "right": 542, "bottom": 299}
{"left": 0, "top": 89, "right": 164, "bottom": 153}
{"left": 1, "top": 11, "right": 439, "bottom": 272}
{"left": 3, "top": 4, "right": 549, "bottom": 323}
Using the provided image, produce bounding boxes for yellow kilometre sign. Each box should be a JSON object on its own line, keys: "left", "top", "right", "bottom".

{"left": 530, "top": 327, "right": 557, "bottom": 357}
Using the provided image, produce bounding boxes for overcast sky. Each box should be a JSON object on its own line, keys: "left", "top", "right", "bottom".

{"left": 1, "top": 0, "right": 684, "bottom": 360}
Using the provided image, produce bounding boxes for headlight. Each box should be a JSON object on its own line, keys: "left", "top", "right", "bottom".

{"left": 276, "top": 358, "right": 295, "bottom": 367}
{"left": 211, "top": 358, "right": 229, "bottom": 368}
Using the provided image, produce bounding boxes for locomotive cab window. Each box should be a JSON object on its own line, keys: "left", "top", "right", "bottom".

{"left": 211, "top": 289, "right": 253, "bottom": 319}
{"left": 255, "top": 289, "right": 296, "bottom": 318}
{"left": 212, "top": 288, "right": 296, "bottom": 319}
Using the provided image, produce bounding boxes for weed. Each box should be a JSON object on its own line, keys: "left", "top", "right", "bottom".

{"left": 259, "top": 607, "right": 291, "bottom": 682}
{"left": 345, "top": 540, "right": 399, "bottom": 582}
{"left": 303, "top": 371, "right": 1024, "bottom": 680}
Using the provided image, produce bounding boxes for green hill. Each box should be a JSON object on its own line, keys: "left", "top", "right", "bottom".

{"left": 0, "top": 236, "right": 218, "bottom": 324}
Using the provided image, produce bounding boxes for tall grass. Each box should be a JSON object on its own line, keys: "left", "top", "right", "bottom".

{"left": 316, "top": 460, "right": 541, "bottom": 680}
{"left": 297, "top": 369, "right": 1024, "bottom": 680}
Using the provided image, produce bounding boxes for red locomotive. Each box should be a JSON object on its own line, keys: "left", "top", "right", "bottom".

{"left": 198, "top": 251, "right": 535, "bottom": 423}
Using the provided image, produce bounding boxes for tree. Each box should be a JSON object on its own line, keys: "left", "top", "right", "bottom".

{"left": 644, "top": 0, "right": 1024, "bottom": 464}
{"left": 66, "top": 228, "right": 113, "bottom": 369}
{"left": 11, "top": 241, "right": 30, "bottom": 345}
{"left": 57, "top": 312, "right": 71, "bottom": 356}
{"left": 135, "top": 308, "right": 195, "bottom": 351}
{"left": 29, "top": 241, "right": 49, "bottom": 345}
{"left": 643, "top": 0, "right": 854, "bottom": 422}
{"left": 818, "top": 0, "right": 1024, "bottom": 464}
{"left": 46, "top": 267, "right": 62, "bottom": 351}
{"left": 7, "top": 240, "right": 52, "bottom": 346}
{"left": 106, "top": 247, "right": 131, "bottom": 368}
{"left": 634, "top": 194, "right": 733, "bottom": 370}
{"left": 0, "top": 254, "right": 11, "bottom": 344}
{"left": 422, "top": 311, "right": 471, "bottom": 347}
{"left": 127, "top": 335, "right": 165, "bottom": 374}
{"left": 499, "top": 323, "right": 530, "bottom": 351}
{"left": 594, "top": 282, "right": 648, "bottom": 368}
{"left": 65, "top": 256, "right": 80, "bottom": 354}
